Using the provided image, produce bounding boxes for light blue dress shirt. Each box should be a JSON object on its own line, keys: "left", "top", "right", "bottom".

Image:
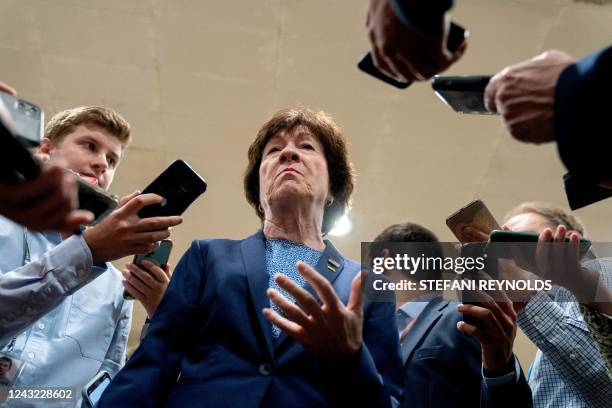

{"left": 0, "top": 216, "right": 132, "bottom": 407}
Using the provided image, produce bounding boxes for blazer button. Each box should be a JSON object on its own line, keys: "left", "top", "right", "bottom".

{"left": 258, "top": 363, "right": 272, "bottom": 376}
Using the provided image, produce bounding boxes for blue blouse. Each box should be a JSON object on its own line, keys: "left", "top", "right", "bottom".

{"left": 265, "top": 238, "right": 322, "bottom": 338}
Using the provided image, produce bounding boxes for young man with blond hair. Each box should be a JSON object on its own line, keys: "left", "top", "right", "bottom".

{"left": 0, "top": 106, "right": 182, "bottom": 407}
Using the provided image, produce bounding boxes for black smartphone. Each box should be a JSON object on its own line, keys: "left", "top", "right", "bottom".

{"left": 76, "top": 178, "right": 118, "bottom": 224}
{"left": 358, "top": 22, "right": 467, "bottom": 89}
{"left": 123, "top": 239, "right": 173, "bottom": 300}
{"left": 138, "top": 160, "right": 207, "bottom": 218}
{"left": 82, "top": 370, "right": 111, "bottom": 408}
{"left": 0, "top": 116, "right": 41, "bottom": 183}
{"left": 0, "top": 91, "right": 44, "bottom": 148}
{"left": 564, "top": 172, "right": 612, "bottom": 210}
{"left": 432, "top": 75, "right": 493, "bottom": 114}
{"left": 488, "top": 230, "right": 592, "bottom": 263}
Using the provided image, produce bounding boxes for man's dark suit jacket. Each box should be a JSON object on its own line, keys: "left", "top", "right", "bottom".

{"left": 98, "top": 231, "right": 403, "bottom": 407}
{"left": 401, "top": 297, "right": 532, "bottom": 408}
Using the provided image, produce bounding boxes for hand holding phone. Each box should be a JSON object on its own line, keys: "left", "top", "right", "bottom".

{"left": 122, "top": 240, "right": 173, "bottom": 317}
{"left": 357, "top": 22, "right": 469, "bottom": 89}
{"left": 83, "top": 193, "right": 182, "bottom": 263}
{"left": 446, "top": 199, "right": 500, "bottom": 242}
{"left": 432, "top": 76, "right": 494, "bottom": 114}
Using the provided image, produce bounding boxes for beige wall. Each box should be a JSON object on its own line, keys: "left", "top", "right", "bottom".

{"left": 4, "top": 0, "right": 612, "bottom": 368}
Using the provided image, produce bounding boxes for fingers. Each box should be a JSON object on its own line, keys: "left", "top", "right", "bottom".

{"left": 462, "top": 227, "right": 489, "bottom": 242}
{"left": 129, "top": 229, "right": 172, "bottom": 246}
{"left": 119, "top": 193, "right": 164, "bottom": 214}
{"left": 262, "top": 307, "right": 304, "bottom": 339}
{"left": 296, "top": 262, "right": 342, "bottom": 311}
{"left": 134, "top": 216, "right": 183, "bottom": 232}
{"left": 450, "top": 39, "right": 468, "bottom": 64}
{"left": 119, "top": 190, "right": 140, "bottom": 207}
{"left": 139, "top": 260, "right": 169, "bottom": 284}
{"left": 456, "top": 320, "right": 486, "bottom": 343}
{"left": 484, "top": 72, "right": 502, "bottom": 113}
{"left": 59, "top": 210, "right": 95, "bottom": 231}
{"left": 123, "top": 265, "right": 154, "bottom": 294}
{"left": 457, "top": 303, "right": 507, "bottom": 336}
{"left": 346, "top": 272, "right": 364, "bottom": 314}
{"left": 0, "top": 81, "right": 17, "bottom": 96}
{"left": 122, "top": 277, "right": 146, "bottom": 301}
{"left": 267, "top": 288, "right": 311, "bottom": 327}
{"left": 535, "top": 228, "right": 554, "bottom": 278}
{"left": 274, "top": 273, "right": 324, "bottom": 321}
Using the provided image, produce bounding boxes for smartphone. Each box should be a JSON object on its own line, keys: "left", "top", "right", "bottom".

{"left": 123, "top": 239, "right": 173, "bottom": 300}
{"left": 138, "top": 160, "right": 207, "bottom": 219}
{"left": 0, "top": 92, "right": 44, "bottom": 148}
{"left": 357, "top": 22, "right": 467, "bottom": 89}
{"left": 446, "top": 199, "right": 500, "bottom": 242}
{"left": 82, "top": 370, "right": 111, "bottom": 408}
{"left": 563, "top": 172, "right": 612, "bottom": 210}
{"left": 0, "top": 117, "right": 41, "bottom": 183}
{"left": 76, "top": 177, "right": 118, "bottom": 224}
{"left": 432, "top": 75, "right": 494, "bottom": 114}
{"left": 488, "top": 230, "right": 592, "bottom": 261}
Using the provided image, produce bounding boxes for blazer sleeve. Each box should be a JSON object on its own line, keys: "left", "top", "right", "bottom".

{"left": 320, "top": 300, "right": 404, "bottom": 407}
{"left": 389, "top": 0, "right": 455, "bottom": 34}
{"left": 555, "top": 46, "right": 612, "bottom": 184}
{"left": 98, "top": 240, "right": 206, "bottom": 407}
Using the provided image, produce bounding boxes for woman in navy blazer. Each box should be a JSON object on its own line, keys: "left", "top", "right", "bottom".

{"left": 99, "top": 108, "right": 403, "bottom": 407}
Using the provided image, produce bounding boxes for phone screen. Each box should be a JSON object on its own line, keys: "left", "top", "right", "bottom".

{"left": 432, "top": 76, "right": 494, "bottom": 114}
{"left": 88, "top": 376, "right": 111, "bottom": 406}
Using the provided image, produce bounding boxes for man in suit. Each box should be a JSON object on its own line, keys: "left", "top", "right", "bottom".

{"left": 371, "top": 222, "right": 533, "bottom": 407}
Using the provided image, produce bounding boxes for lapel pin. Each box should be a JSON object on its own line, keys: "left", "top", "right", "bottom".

{"left": 327, "top": 259, "right": 340, "bottom": 272}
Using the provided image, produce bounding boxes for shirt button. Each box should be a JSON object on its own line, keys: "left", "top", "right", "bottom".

{"left": 258, "top": 363, "right": 272, "bottom": 376}
{"left": 27, "top": 352, "right": 35, "bottom": 360}
{"left": 533, "top": 315, "right": 541, "bottom": 322}
{"left": 37, "top": 323, "right": 45, "bottom": 330}
{"left": 569, "top": 352, "right": 577, "bottom": 359}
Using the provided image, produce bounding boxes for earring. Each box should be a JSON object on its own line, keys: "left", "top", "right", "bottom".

{"left": 258, "top": 204, "right": 264, "bottom": 213}
{"left": 326, "top": 199, "right": 334, "bottom": 207}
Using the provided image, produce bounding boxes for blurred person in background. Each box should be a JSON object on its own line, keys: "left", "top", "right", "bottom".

{"left": 372, "top": 222, "right": 531, "bottom": 408}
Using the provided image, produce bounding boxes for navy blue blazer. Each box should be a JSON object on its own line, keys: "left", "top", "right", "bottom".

{"left": 401, "top": 297, "right": 532, "bottom": 408}
{"left": 99, "top": 231, "right": 403, "bottom": 407}
{"left": 556, "top": 46, "right": 612, "bottom": 184}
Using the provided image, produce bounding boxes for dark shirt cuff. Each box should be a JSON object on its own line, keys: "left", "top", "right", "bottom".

{"left": 388, "top": 0, "right": 454, "bottom": 35}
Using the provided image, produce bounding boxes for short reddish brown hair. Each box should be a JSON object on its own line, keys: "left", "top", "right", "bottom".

{"left": 244, "top": 108, "right": 355, "bottom": 235}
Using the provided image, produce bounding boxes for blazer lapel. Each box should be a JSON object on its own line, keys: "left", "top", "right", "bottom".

{"left": 400, "top": 297, "right": 449, "bottom": 364}
{"left": 241, "top": 230, "right": 275, "bottom": 360}
{"left": 275, "top": 239, "right": 345, "bottom": 348}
